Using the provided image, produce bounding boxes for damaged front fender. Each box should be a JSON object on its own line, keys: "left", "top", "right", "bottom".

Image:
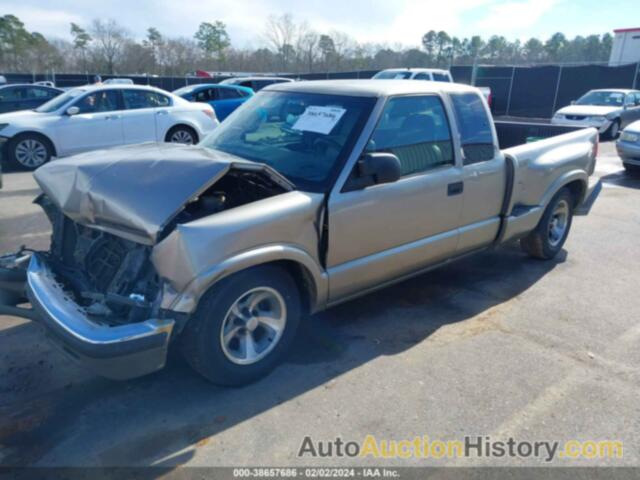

{"left": 152, "top": 190, "right": 329, "bottom": 314}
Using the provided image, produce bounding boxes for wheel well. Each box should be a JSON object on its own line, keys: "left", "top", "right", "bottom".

{"left": 165, "top": 124, "right": 198, "bottom": 142}
{"left": 12, "top": 131, "right": 57, "bottom": 157}
{"left": 267, "top": 260, "right": 317, "bottom": 315}
{"left": 564, "top": 180, "right": 586, "bottom": 208}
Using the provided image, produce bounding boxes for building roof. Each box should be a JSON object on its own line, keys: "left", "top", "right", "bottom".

{"left": 614, "top": 27, "right": 640, "bottom": 34}
{"left": 265, "top": 79, "right": 478, "bottom": 98}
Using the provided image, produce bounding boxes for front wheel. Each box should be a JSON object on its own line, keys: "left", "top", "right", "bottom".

{"left": 180, "top": 265, "right": 302, "bottom": 386}
{"left": 8, "top": 133, "right": 54, "bottom": 170}
{"left": 606, "top": 120, "right": 620, "bottom": 140}
{"left": 521, "top": 188, "right": 574, "bottom": 260}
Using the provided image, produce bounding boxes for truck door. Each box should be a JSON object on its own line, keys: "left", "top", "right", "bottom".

{"left": 326, "top": 95, "right": 463, "bottom": 303}
{"left": 449, "top": 92, "right": 506, "bottom": 253}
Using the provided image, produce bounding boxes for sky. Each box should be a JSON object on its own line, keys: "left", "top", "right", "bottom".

{"left": 1, "top": 0, "right": 637, "bottom": 48}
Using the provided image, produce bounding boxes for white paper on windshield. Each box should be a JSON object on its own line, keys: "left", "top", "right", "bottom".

{"left": 292, "top": 106, "right": 346, "bottom": 135}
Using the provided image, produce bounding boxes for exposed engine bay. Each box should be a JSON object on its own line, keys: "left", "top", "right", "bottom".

{"left": 38, "top": 195, "right": 161, "bottom": 325}
{"left": 171, "top": 168, "right": 290, "bottom": 227}
{"left": 34, "top": 168, "right": 289, "bottom": 325}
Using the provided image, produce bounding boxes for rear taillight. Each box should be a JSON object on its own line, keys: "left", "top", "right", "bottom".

{"left": 593, "top": 135, "right": 599, "bottom": 158}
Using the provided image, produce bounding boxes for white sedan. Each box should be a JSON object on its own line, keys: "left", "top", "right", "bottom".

{"left": 0, "top": 84, "right": 218, "bottom": 170}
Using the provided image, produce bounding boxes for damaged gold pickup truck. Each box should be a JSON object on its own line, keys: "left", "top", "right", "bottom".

{"left": 0, "top": 81, "right": 601, "bottom": 385}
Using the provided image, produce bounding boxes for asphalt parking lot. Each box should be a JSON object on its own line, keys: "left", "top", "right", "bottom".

{"left": 1, "top": 141, "right": 639, "bottom": 469}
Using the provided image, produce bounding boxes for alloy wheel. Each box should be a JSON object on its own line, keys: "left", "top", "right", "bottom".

{"left": 15, "top": 138, "right": 48, "bottom": 168}
{"left": 220, "top": 287, "right": 287, "bottom": 365}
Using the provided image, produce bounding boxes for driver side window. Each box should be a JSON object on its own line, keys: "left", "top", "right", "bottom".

{"left": 75, "top": 90, "right": 119, "bottom": 114}
{"left": 366, "top": 95, "right": 454, "bottom": 177}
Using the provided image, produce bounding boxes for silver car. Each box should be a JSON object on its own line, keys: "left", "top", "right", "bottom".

{"left": 0, "top": 80, "right": 600, "bottom": 385}
{"left": 552, "top": 89, "right": 640, "bottom": 139}
{"left": 616, "top": 120, "right": 640, "bottom": 174}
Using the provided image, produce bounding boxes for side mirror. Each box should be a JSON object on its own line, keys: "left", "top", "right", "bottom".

{"left": 343, "top": 152, "right": 401, "bottom": 191}
{"left": 66, "top": 106, "right": 79, "bottom": 116}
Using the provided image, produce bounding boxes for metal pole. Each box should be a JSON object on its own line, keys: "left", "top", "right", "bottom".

{"left": 471, "top": 56, "right": 478, "bottom": 86}
{"left": 551, "top": 65, "right": 563, "bottom": 117}
{"left": 505, "top": 66, "right": 516, "bottom": 117}
{"left": 632, "top": 62, "right": 640, "bottom": 89}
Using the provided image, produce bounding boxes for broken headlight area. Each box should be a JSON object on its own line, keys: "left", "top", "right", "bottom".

{"left": 36, "top": 195, "right": 163, "bottom": 325}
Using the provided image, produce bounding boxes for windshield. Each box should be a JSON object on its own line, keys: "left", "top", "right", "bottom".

{"left": 172, "top": 85, "right": 199, "bottom": 96}
{"left": 35, "top": 88, "right": 85, "bottom": 113}
{"left": 373, "top": 71, "right": 412, "bottom": 80}
{"left": 200, "top": 91, "right": 375, "bottom": 192}
{"left": 576, "top": 91, "right": 625, "bottom": 107}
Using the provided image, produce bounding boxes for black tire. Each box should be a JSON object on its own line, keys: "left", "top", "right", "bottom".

{"left": 165, "top": 125, "right": 198, "bottom": 145}
{"left": 606, "top": 119, "right": 621, "bottom": 140}
{"left": 7, "top": 133, "right": 54, "bottom": 170}
{"left": 180, "top": 265, "right": 302, "bottom": 386}
{"left": 520, "top": 188, "right": 574, "bottom": 260}
{"left": 623, "top": 163, "right": 640, "bottom": 175}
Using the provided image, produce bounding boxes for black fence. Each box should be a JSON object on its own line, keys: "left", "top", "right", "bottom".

{"left": 3, "top": 62, "right": 640, "bottom": 119}
{"left": 0, "top": 73, "right": 230, "bottom": 91}
{"left": 292, "top": 63, "right": 640, "bottom": 118}
{"left": 454, "top": 63, "right": 640, "bottom": 118}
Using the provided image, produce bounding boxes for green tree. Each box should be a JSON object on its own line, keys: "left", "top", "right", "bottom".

{"left": 435, "top": 31, "right": 451, "bottom": 66}
{"left": 0, "top": 15, "right": 32, "bottom": 70}
{"left": 523, "top": 38, "right": 545, "bottom": 62}
{"left": 195, "top": 21, "right": 230, "bottom": 67}
{"left": 318, "top": 34, "right": 335, "bottom": 71}
{"left": 144, "top": 27, "right": 164, "bottom": 73}
{"left": 70, "top": 22, "right": 91, "bottom": 72}
{"left": 421, "top": 30, "right": 437, "bottom": 63}
{"left": 544, "top": 32, "right": 568, "bottom": 62}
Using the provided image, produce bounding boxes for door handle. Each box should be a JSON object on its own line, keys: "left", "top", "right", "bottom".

{"left": 156, "top": 110, "right": 168, "bottom": 115}
{"left": 447, "top": 181, "right": 464, "bottom": 196}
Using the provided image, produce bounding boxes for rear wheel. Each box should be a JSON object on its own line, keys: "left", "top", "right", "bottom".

{"left": 8, "top": 133, "right": 54, "bottom": 170}
{"left": 521, "top": 188, "right": 574, "bottom": 260}
{"left": 166, "top": 125, "right": 197, "bottom": 145}
{"left": 180, "top": 265, "right": 301, "bottom": 386}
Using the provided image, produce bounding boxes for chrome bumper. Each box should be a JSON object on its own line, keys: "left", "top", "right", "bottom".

{"left": 1, "top": 253, "right": 175, "bottom": 380}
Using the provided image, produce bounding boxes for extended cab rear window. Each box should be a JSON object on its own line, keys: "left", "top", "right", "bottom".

{"left": 450, "top": 92, "right": 494, "bottom": 164}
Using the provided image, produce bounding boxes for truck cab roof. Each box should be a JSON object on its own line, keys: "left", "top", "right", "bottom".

{"left": 265, "top": 79, "right": 477, "bottom": 98}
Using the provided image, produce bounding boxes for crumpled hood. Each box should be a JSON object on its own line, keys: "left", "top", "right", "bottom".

{"left": 33, "top": 142, "right": 281, "bottom": 245}
{"left": 556, "top": 105, "right": 621, "bottom": 117}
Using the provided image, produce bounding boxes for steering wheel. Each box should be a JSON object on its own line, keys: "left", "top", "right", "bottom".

{"left": 312, "top": 137, "right": 341, "bottom": 153}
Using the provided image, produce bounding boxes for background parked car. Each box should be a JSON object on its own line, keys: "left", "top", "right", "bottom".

{"left": 0, "top": 84, "right": 217, "bottom": 170}
{"left": 372, "top": 68, "right": 453, "bottom": 82}
{"left": 173, "top": 83, "right": 253, "bottom": 121}
{"left": 552, "top": 89, "right": 640, "bottom": 139}
{"left": 616, "top": 120, "right": 640, "bottom": 174}
{"left": 220, "top": 76, "right": 294, "bottom": 92}
{"left": 103, "top": 78, "right": 134, "bottom": 85}
{"left": 0, "top": 84, "right": 63, "bottom": 114}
